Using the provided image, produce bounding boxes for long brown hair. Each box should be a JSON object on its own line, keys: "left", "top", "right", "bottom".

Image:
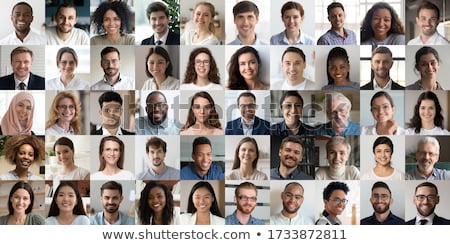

{"left": 183, "top": 47, "right": 220, "bottom": 84}
{"left": 181, "top": 91, "right": 222, "bottom": 131}
{"left": 232, "top": 137, "right": 259, "bottom": 170}
{"left": 98, "top": 136, "right": 125, "bottom": 171}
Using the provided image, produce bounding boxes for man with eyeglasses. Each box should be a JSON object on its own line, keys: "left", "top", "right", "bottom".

{"left": 225, "top": 91, "right": 270, "bottom": 135}
{"left": 316, "top": 181, "right": 349, "bottom": 225}
{"left": 361, "top": 181, "right": 405, "bottom": 225}
{"left": 406, "top": 136, "right": 450, "bottom": 180}
{"left": 91, "top": 91, "right": 134, "bottom": 135}
{"left": 270, "top": 182, "right": 314, "bottom": 225}
{"left": 406, "top": 182, "right": 450, "bottom": 225}
{"left": 135, "top": 91, "right": 180, "bottom": 135}
{"left": 225, "top": 181, "right": 264, "bottom": 225}
{"left": 91, "top": 46, "right": 135, "bottom": 90}
{"left": 271, "top": 91, "right": 316, "bottom": 136}
{"left": 315, "top": 92, "right": 360, "bottom": 136}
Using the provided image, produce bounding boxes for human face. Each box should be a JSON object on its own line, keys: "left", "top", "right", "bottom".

{"left": 193, "top": 4, "right": 213, "bottom": 30}
{"left": 238, "top": 52, "right": 259, "bottom": 81}
{"left": 11, "top": 52, "right": 32, "bottom": 81}
{"left": 370, "top": 187, "right": 392, "bottom": 214}
{"left": 371, "top": 96, "right": 395, "bottom": 123}
{"left": 371, "top": 53, "right": 393, "bottom": 80}
{"left": 416, "top": 8, "right": 439, "bottom": 37}
{"left": 328, "top": 7, "right": 345, "bottom": 30}
{"left": 417, "top": 53, "right": 440, "bottom": 80}
{"left": 148, "top": 186, "right": 166, "bottom": 214}
{"left": 58, "top": 52, "right": 77, "bottom": 76}
{"left": 57, "top": 97, "right": 76, "bottom": 124}
{"left": 56, "top": 186, "right": 77, "bottom": 213}
{"left": 192, "top": 144, "right": 213, "bottom": 176}
{"left": 101, "top": 189, "right": 122, "bottom": 214}
{"left": 15, "top": 99, "right": 32, "bottom": 123}
{"left": 324, "top": 189, "right": 347, "bottom": 218}
{"left": 10, "top": 188, "right": 31, "bottom": 214}
{"left": 100, "top": 101, "right": 122, "bottom": 129}
{"left": 192, "top": 97, "right": 212, "bottom": 125}
{"left": 149, "top": 11, "right": 169, "bottom": 36}
{"left": 193, "top": 187, "right": 213, "bottom": 214}
{"left": 281, "top": 184, "right": 304, "bottom": 214}
{"left": 101, "top": 140, "right": 121, "bottom": 167}
{"left": 194, "top": 52, "right": 210, "bottom": 79}
{"left": 281, "top": 96, "right": 302, "bottom": 126}
{"left": 148, "top": 146, "right": 166, "bottom": 167}
{"left": 327, "top": 143, "right": 349, "bottom": 170}
{"left": 56, "top": 7, "right": 77, "bottom": 34}
{"left": 414, "top": 186, "right": 439, "bottom": 217}
{"left": 282, "top": 52, "right": 306, "bottom": 83}
{"left": 234, "top": 11, "right": 258, "bottom": 38}
{"left": 282, "top": 8, "right": 303, "bottom": 32}
{"left": 101, "top": 51, "right": 120, "bottom": 78}
{"left": 238, "top": 141, "right": 257, "bottom": 167}
{"left": 235, "top": 188, "right": 257, "bottom": 215}
{"left": 328, "top": 99, "right": 350, "bottom": 129}
{"left": 238, "top": 96, "right": 256, "bottom": 122}
{"left": 15, "top": 144, "right": 34, "bottom": 171}
{"left": 328, "top": 58, "right": 349, "bottom": 84}
{"left": 147, "top": 53, "right": 169, "bottom": 79}
{"left": 146, "top": 93, "right": 168, "bottom": 125}
{"left": 371, "top": 8, "right": 392, "bottom": 40}
{"left": 374, "top": 144, "right": 392, "bottom": 167}
{"left": 103, "top": 9, "right": 121, "bottom": 35}
{"left": 416, "top": 141, "right": 439, "bottom": 175}
{"left": 419, "top": 99, "right": 436, "bottom": 125}
{"left": 279, "top": 142, "right": 303, "bottom": 169}
{"left": 11, "top": 4, "right": 33, "bottom": 34}
{"left": 55, "top": 145, "right": 74, "bottom": 165}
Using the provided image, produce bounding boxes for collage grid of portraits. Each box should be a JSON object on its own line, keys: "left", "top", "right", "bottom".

{"left": 1, "top": 0, "right": 450, "bottom": 227}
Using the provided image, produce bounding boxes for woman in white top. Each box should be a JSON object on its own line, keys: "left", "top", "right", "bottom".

{"left": 90, "top": 136, "right": 134, "bottom": 180}
{"left": 180, "top": 47, "right": 222, "bottom": 90}
{"left": 48, "top": 137, "right": 89, "bottom": 181}
{"left": 361, "top": 136, "right": 405, "bottom": 180}
{"left": 137, "top": 182, "right": 180, "bottom": 225}
{"left": 361, "top": 91, "right": 405, "bottom": 135}
{"left": 405, "top": 91, "right": 450, "bottom": 135}
{"left": 180, "top": 181, "right": 225, "bottom": 225}
{"left": 46, "top": 47, "right": 89, "bottom": 90}
{"left": 141, "top": 46, "right": 179, "bottom": 90}
{"left": 180, "top": 2, "right": 219, "bottom": 45}
{"left": 226, "top": 137, "right": 268, "bottom": 180}
{"left": 45, "top": 182, "right": 90, "bottom": 225}
{"left": 45, "top": 92, "right": 82, "bottom": 135}
{"left": 315, "top": 136, "right": 360, "bottom": 180}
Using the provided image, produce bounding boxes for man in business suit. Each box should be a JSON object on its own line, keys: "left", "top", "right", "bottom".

{"left": 226, "top": 91, "right": 270, "bottom": 135}
{"left": 406, "top": 182, "right": 450, "bottom": 225}
{"left": 91, "top": 91, "right": 135, "bottom": 135}
{"left": 0, "top": 46, "right": 44, "bottom": 90}
{"left": 361, "top": 46, "right": 404, "bottom": 90}
{"left": 141, "top": 1, "right": 180, "bottom": 45}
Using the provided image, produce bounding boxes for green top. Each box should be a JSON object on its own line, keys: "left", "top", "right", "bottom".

{"left": 0, "top": 213, "right": 45, "bottom": 225}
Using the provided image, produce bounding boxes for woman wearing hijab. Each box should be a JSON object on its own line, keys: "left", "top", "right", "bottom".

{"left": 0, "top": 92, "right": 35, "bottom": 135}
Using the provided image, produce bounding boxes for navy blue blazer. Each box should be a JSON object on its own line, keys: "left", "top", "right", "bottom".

{"left": 360, "top": 80, "right": 405, "bottom": 90}
{"left": 225, "top": 116, "right": 271, "bottom": 135}
{"left": 141, "top": 30, "right": 180, "bottom": 45}
{"left": 406, "top": 215, "right": 450, "bottom": 225}
{"left": 0, "top": 73, "right": 45, "bottom": 90}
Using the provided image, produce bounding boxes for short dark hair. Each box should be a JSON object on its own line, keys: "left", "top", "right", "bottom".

{"left": 371, "top": 181, "right": 391, "bottom": 195}
{"left": 372, "top": 136, "right": 394, "bottom": 154}
{"left": 146, "top": 1, "right": 169, "bottom": 19}
{"left": 279, "top": 91, "right": 303, "bottom": 108}
{"left": 192, "top": 136, "right": 212, "bottom": 154}
{"left": 415, "top": 181, "right": 438, "bottom": 195}
{"left": 101, "top": 46, "right": 120, "bottom": 59}
{"left": 145, "top": 46, "right": 173, "bottom": 78}
{"left": 281, "top": 1, "right": 304, "bottom": 17}
{"left": 237, "top": 91, "right": 256, "bottom": 105}
{"left": 417, "top": 0, "right": 440, "bottom": 20}
{"left": 280, "top": 136, "right": 305, "bottom": 155}
{"left": 233, "top": 0, "right": 259, "bottom": 17}
{"left": 56, "top": 2, "right": 76, "bottom": 16}
{"left": 327, "top": 2, "right": 344, "bottom": 15}
{"left": 372, "top": 46, "right": 393, "bottom": 58}
{"left": 282, "top": 47, "right": 306, "bottom": 63}
{"left": 323, "top": 181, "right": 349, "bottom": 200}
{"left": 12, "top": 2, "right": 33, "bottom": 15}
{"left": 146, "top": 136, "right": 167, "bottom": 153}
{"left": 145, "top": 91, "right": 167, "bottom": 104}
{"left": 101, "top": 181, "right": 123, "bottom": 196}
{"left": 98, "top": 91, "right": 123, "bottom": 108}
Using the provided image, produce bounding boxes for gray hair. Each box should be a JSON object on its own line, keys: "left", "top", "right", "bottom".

{"left": 326, "top": 136, "right": 351, "bottom": 154}
{"left": 418, "top": 136, "right": 440, "bottom": 153}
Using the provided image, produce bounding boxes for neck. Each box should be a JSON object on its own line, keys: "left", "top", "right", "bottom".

{"left": 238, "top": 33, "right": 256, "bottom": 45}
{"left": 332, "top": 27, "right": 345, "bottom": 36}
{"left": 422, "top": 121, "right": 435, "bottom": 130}
{"left": 245, "top": 79, "right": 262, "bottom": 90}
{"left": 103, "top": 211, "right": 120, "bottom": 224}
{"left": 15, "top": 29, "right": 31, "bottom": 41}
{"left": 420, "top": 32, "right": 435, "bottom": 43}
{"left": 281, "top": 209, "right": 297, "bottom": 219}
{"left": 374, "top": 34, "right": 387, "bottom": 41}
{"left": 287, "top": 77, "right": 305, "bottom": 86}
{"left": 60, "top": 73, "right": 74, "bottom": 86}
{"left": 153, "top": 75, "right": 167, "bottom": 88}
{"left": 420, "top": 78, "right": 437, "bottom": 90}
{"left": 105, "top": 73, "right": 120, "bottom": 86}
{"left": 374, "top": 76, "right": 390, "bottom": 87}
{"left": 152, "top": 163, "right": 166, "bottom": 174}
{"left": 194, "top": 77, "right": 210, "bottom": 86}
{"left": 374, "top": 210, "right": 390, "bottom": 222}
{"left": 57, "top": 120, "right": 72, "bottom": 131}
{"left": 236, "top": 209, "right": 251, "bottom": 225}
{"left": 195, "top": 212, "right": 210, "bottom": 225}
{"left": 107, "top": 32, "right": 121, "bottom": 42}
{"left": 104, "top": 126, "right": 119, "bottom": 135}
{"left": 239, "top": 165, "right": 254, "bottom": 178}
{"left": 279, "top": 164, "right": 296, "bottom": 178}
{"left": 103, "top": 165, "right": 119, "bottom": 175}
{"left": 62, "top": 162, "right": 77, "bottom": 174}
{"left": 13, "top": 168, "right": 29, "bottom": 180}
{"left": 56, "top": 29, "right": 72, "bottom": 41}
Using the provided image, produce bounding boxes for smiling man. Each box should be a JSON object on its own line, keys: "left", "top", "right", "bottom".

{"left": 141, "top": 1, "right": 179, "bottom": 45}
{"left": 317, "top": 2, "right": 357, "bottom": 45}
{"left": 226, "top": 181, "right": 264, "bottom": 225}
{"left": 46, "top": 2, "right": 89, "bottom": 45}
{"left": 408, "top": 0, "right": 449, "bottom": 45}
{"left": 228, "top": 1, "right": 266, "bottom": 45}
{"left": 316, "top": 181, "right": 349, "bottom": 225}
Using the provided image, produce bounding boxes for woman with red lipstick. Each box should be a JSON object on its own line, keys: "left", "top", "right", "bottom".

{"left": 321, "top": 47, "right": 359, "bottom": 90}
{"left": 361, "top": 2, "right": 405, "bottom": 46}
{"left": 180, "top": 2, "right": 219, "bottom": 45}
{"left": 406, "top": 46, "right": 444, "bottom": 90}
{"left": 0, "top": 91, "right": 35, "bottom": 135}
{"left": 0, "top": 181, "right": 45, "bottom": 225}
{"left": 45, "top": 91, "right": 82, "bottom": 135}
{"left": 0, "top": 135, "right": 44, "bottom": 181}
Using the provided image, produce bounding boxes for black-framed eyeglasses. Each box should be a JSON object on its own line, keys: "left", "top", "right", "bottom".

{"left": 330, "top": 197, "right": 348, "bottom": 205}
{"left": 415, "top": 195, "right": 437, "bottom": 202}
{"left": 239, "top": 103, "right": 257, "bottom": 110}
{"left": 147, "top": 103, "right": 168, "bottom": 110}
{"left": 371, "top": 194, "right": 390, "bottom": 201}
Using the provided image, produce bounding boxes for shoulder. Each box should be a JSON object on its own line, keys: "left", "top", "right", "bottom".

{"left": 360, "top": 82, "right": 373, "bottom": 90}
{"left": 74, "top": 215, "right": 90, "bottom": 225}
{"left": 28, "top": 213, "right": 45, "bottom": 225}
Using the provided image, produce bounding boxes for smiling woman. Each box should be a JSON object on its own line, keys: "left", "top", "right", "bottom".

{"left": 0, "top": 91, "right": 35, "bottom": 135}
{"left": 45, "top": 91, "right": 82, "bottom": 135}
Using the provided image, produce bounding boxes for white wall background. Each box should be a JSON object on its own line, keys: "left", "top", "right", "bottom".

{"left": 45, "top": 45, "right": 91, "bottom": 84}
{"left": 134, "top": 135, "right": 180, "bottom": 175}
{"left": 0, "top": 0, "right": 45, "bottom": 39}
{"left": 360, "top": 180, "right": 405, "bottom": 221}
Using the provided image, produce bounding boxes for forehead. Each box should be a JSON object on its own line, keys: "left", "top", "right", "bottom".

{"left": 102, "top": 189, "right": 121, "bottom": 196}
{"left": 372, "top": 53, "right": 392, "bottom": 60}
{"left": 150, "top": 11, "right": 168, "bottom": 18}
{"left": 419, "top": 53, "right": 438, "bottom": 61}
{"left": 285, "top": 184, "right": 303, "bottom": 194}
{"left": 59, "top": 185, "right": 75, "bottom": 193}
{"left": 283, "top": 52, "right": 304, "bottom": 61}
{"left": 236, "top": 11, "right": 257, "bottom": 17}
{"left": 416, "top": 186, "right": 437, "bottom": 195}
{"left": 147, "top": 93, "right": 166, "bottom": 103}
{"left": 328, "top": 143, "right": 348, "bottom": 152}
{"left": 102, "top": 101, "right": 121, "bottom": 107}
{"left": 58, "top": 6, "right": 76, "bottom": 15}
{"left": 195, "top": 52, "right": 210, "bottom": 60}
{"left": 195, "top": 4, "right": 211, "bottom": 13}
{"left": 418, "top": 8, "right": 438, "bottom": 17}
{"left": 238, "top": 52, "right": 256, "bottom": 60}
{"left": 102, "top": 51, "right": 119, "bottom": 59}
{"left": 372, "top": 187, "right": 390, "bottom": 194}
{"left": 237, "top": 187, "right": 256, "bottom": 196}
{"left": 418, "top": 141, "right": 438, "bottom": 151}
{"left": 329, "top": 6, "right": 344, "bottom": 14}
{"left": 12, "top": 52, "right": 32, "bottom": 60}
{"left": 13, "top": 188, "right": 31, "bottom": 197}
{"left": 282, "top": 95, "right": 302, "bottom": 104}
{"left": 193, "top": 96, "right": 210, "bottom": 104}
{"left": 193, "top": 187, "right": 212, "bottom": 195}
{"left": 373, "top": 8, "right": 391, "bottom": 18}
{"left": 13, "top": 4, "right": 32, "bottom": 13}
{"left": 238, "top": 95, "right": 255, "bottom": 103}
{"left": 194, "top": 143, "right": 211, "bottom": 153}
{"left": 282, "top": 141, "right": 302, "bottom": 150}
{"left": 330, "top": 189, "right": 346, "bottom": 198}
{"left": 103, "top": 140, "right": 120, "bottom": 148}
{"left": 104, "top": 9, "right": 119, "bottom": 17}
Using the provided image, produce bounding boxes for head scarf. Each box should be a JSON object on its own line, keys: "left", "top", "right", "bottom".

{"left": 1, "top": 92, "right": 35, "bottom": 135}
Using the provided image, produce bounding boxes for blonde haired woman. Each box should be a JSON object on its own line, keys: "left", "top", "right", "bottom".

{"left": 180, "top": 2, "right": 219, "bottom": 45}
{"left": 45, "top": 91, "right": 82, "bottom": 135}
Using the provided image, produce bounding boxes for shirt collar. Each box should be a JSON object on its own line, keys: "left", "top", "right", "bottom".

{"left": 14, "top": 74, "right": 30, "bottom": 88}
{"left": 373, "top": 78, "right": 392, "bottom": 90}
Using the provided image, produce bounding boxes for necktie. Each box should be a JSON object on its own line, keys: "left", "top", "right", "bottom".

{"left": 19, "top": 82, "right": 26, "bottom": 90}
{"left": 156, "top": 40, "right": 163, "bottom": 45}
{"left": 419, "top": 219, "right": 427, "bottom": 225}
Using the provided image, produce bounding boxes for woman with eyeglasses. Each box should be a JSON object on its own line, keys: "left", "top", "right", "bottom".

{"left": 361, "top": 91, "right": 405, "bottom": 135}
{"left": 361, "top": 136, "right": 405, "bottom": 180}
{"left": 180, "top": 47, "right": 222, "bottom": 90}
{"left": 46, "top": 47, "right": 89, "bottom": 90}
{"left": 180, "top": 91, "right": 223, "bottom": 135}
{"left": 315, "top": 181, "right": 349, "bottom": 225}
{"left": 0, "top": 91, "right": 35, "bottom": 135}
{"left": 45, "top": 91, "right": 82, "bottom": 135}
{"left": 226, "top": 137, "right": 268, "bottom": 180}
